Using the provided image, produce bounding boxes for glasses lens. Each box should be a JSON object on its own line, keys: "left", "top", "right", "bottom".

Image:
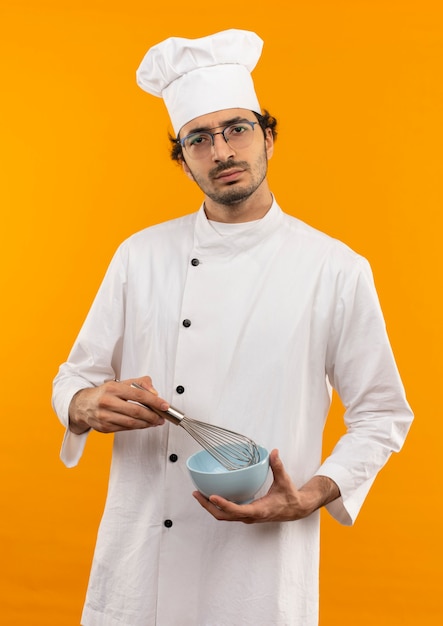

{"left": 182, "top": 122, "right": 255, "bottom": 159}
{"left": 224, "top": 123, "right": 254, "bottom": 148}
{"left": 183, "top": 133, "right": 211, "bottom": 159}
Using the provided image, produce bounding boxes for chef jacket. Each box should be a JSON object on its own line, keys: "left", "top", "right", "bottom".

{"left": 53, "top": 199, "right": 413, "bottom": 626}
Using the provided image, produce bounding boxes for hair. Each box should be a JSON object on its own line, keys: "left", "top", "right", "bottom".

{"left": 168, "top": 109, "right": 278, "bottom": 162}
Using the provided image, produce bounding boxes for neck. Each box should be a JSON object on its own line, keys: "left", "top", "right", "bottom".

{"left": 203, "top": 181, "right": 273, "bottom": 223}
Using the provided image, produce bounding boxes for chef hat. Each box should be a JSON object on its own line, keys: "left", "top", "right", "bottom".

{"left": 136, "top": 29, "right": 263, "bottom": 135}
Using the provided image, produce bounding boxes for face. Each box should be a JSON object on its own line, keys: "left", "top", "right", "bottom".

{"left": 179, "top": 108, "right": 274, "bottom": 208}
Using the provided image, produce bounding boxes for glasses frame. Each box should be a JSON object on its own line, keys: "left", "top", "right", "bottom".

{"left": 178, "top": 120, "right": 258, "bottom": 157}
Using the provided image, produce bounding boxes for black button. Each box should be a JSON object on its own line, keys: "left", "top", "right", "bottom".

{"left": 182, "top": 319, "right": 191, "bottom": 327}
{"left": 176, "top": 385, "right": 185, "bottom": 394}
{"left": 191, "top": 258, "right": 200, "bottom": 266}
{"left": 164, "top": 519, "right": 173, "bottom": 528}
{"left": 169, "top": 454, "right": 178, "bottom": 462}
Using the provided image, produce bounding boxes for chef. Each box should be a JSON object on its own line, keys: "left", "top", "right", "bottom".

{"left": 52, "top": 29, "right": 413, "bottom": 626}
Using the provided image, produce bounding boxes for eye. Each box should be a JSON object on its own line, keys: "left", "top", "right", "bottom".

{"left": 187, "top": 133, "right": 210, "bottom": 147}
{"left": 228, "top": 124, "right": 249, "bottom": 136}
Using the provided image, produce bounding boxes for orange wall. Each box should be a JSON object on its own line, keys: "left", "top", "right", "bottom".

{"left": 0, "top": 1, "right": 441, "bottom": 624}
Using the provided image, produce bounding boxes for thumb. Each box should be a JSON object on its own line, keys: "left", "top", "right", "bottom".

{"left": 269, "top": 448, "right": 284, "bottom": 476}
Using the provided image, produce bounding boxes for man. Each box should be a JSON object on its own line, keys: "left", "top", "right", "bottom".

{"left": 53, "top": 29, "right": 413, "bottom": 626}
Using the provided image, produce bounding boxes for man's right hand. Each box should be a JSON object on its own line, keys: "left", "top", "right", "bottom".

{"left": 68, "top": 377, "right": 169, "bottom": 435}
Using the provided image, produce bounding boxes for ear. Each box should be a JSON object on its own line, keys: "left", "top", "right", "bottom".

{"left": 181, "top": 158, "right": 195, "bottom": 181}
{"left": 265, "top": 127, "right": 274, "bottom": 160}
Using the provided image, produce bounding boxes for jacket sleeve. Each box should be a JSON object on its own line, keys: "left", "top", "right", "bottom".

{"left": 52, "top": 245, "right": 127, "bottom": 468}
{"left": 315, "top": 256, "right": 413, "bottom": 525}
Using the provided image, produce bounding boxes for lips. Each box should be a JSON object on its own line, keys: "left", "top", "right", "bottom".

{"left": 214, "top": 169, "right": 244, "bottom": 182}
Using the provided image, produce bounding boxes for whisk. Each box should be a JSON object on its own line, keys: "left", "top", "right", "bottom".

{"left": 130, "top": 382, "right": 260, "bottom": 470}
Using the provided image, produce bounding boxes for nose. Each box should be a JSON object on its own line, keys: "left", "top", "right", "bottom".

{"left": 211, "top": 131, "right": 235, "bottom": 162}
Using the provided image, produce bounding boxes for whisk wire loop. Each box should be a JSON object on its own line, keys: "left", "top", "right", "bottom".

{"left": 130, "top": 383, "right": 259, "bottom": 470}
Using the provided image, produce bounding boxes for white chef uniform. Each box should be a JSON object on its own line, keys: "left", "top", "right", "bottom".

{"left": 53, "top": 199, "right": 413, "bottom": 625}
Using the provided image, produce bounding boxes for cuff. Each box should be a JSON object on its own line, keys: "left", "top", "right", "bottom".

{"left": 60, "top": 426, "right": 90, "bottom": 468}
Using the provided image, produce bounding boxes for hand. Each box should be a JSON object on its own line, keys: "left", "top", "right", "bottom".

{"left": 68, "top": 376, "right": 169, "bottom": 435}
{"left": 192, "top": 449, "right": 340, "bottom": 524}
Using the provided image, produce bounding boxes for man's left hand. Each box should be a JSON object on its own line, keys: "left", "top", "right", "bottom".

{"left": 192, "top": 449, "right": 340, "bottom": 524}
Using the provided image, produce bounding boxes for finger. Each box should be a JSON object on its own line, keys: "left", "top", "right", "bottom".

{"left": 193, "top": 491, "right": 257, "bottom": 522}
{"left": 110, "top": 380, "right": 169, "bottom": 425}
{"left": 269, "top": 448, "right": 286, "bottom": 479}
{"left": 124, "top": 398, "right": 166, "bottom": 426}
{"left": 132, "top": 375, "right": 159, "bottom": 396}
{"left": 125, "top": 380, "right": 170, "bottom": 413}
{"left": 92, "top": 391, "right": 164, "bottom": 431}
{"left": 269, "top": 448, "right": 281, "bottom": 467}
{"left": 100, "top": 382, "right": 166, "bottom": 427}
{"left": 89, "top": 410, "right": 153, "bottom": 433}
{"left": 193, "top": 491, "right": 239, "bottom": 519}
{"left": 207, "top": 495, "right": 245, "bottom": 513}
{"left": 192, "top": 491, "right": 228, "bottom": 520}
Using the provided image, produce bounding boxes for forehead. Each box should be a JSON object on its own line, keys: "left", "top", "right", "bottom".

{"left": 179, "top": 108, "right": 255, "bottom": 137}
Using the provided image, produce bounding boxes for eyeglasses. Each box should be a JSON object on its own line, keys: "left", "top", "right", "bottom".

{"left": 179, "top": 121, "right": 258, "bottom": 159}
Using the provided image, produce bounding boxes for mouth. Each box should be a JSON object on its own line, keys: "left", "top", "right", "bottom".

{"left": 213, "top": 168, "right": 245, "bottom": 183}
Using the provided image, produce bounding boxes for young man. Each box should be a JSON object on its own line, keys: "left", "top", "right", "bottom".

{"left": 53, "top": 29, "right": 413, "bottom": 626}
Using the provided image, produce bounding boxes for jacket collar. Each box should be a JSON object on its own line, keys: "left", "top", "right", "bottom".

{"left": 193, "top": 196, "right": 283, "bottom": 256}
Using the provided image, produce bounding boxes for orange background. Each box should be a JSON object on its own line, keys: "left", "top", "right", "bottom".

{"left": 0, "top": 1, "right": 441, "bottom": 624}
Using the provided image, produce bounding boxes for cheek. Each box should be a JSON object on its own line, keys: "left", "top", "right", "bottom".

{"left": 182, "top": 160, "right": 195, "bottom": 181}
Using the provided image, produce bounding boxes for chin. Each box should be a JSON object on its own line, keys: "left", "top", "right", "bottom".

{"left": 209, "top": 186, "right": 256, "bottom": 206}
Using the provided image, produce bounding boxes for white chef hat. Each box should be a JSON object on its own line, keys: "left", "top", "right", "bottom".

{"left": 136, "top": 29, "right": 263, "bottom": 135}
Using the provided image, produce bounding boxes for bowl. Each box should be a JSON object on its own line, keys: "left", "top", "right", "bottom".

{"left": 186, "top": 445, "right": 270, "bottom": 504}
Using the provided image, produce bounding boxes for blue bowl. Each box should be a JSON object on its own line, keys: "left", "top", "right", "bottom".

{"left": 186, "top": 445, "right": 270, "bottom": 504}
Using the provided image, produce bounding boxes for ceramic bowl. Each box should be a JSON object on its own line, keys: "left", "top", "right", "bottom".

{"left": 186, "top": 445, "right": 270, "bottom": 504}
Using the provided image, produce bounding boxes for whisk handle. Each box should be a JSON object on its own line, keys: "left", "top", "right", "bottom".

{"left": 130, "top": 383, "right": 184, "bottom": 425}
{"left": 162, "top": 406, "right": 185, "bottom": 425}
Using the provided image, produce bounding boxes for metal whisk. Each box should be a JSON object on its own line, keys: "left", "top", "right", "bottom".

{"left": 131, "top": 383, "right": 260, "bottom": 470}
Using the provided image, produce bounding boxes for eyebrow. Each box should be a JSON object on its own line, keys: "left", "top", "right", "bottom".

{"left": 183, "top": 116, "right": 253, "bottom": 137}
